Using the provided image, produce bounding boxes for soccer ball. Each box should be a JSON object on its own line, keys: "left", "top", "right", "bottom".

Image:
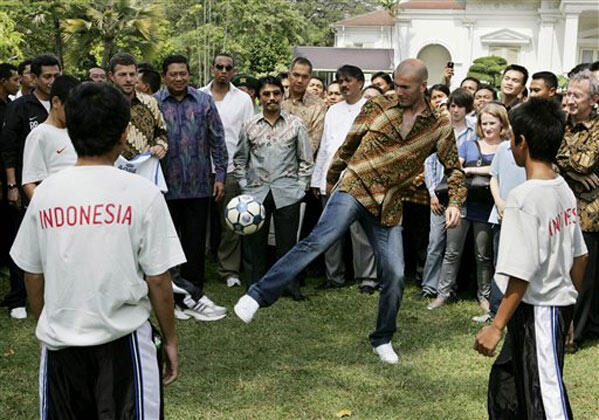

{"left": 224, "top": 194, "right": 266, "bottom": 235}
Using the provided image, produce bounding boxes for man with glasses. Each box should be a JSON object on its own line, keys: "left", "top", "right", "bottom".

{"left": 200, "top": 53, "right": 254, "bottom": 288}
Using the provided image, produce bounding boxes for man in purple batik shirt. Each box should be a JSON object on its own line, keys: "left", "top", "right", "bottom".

{"left": 154, "top": 54, "right": 229, "bottom": 321}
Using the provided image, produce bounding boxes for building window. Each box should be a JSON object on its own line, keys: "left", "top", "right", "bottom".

{"left": 489, "top": 46, "right": 520, "bottom": 64}
{"left": 580, "top": 49, "right": 599, "bottom": 63}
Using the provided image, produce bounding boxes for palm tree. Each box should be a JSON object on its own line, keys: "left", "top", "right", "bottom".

{"left": 62, "top": 0, "right": 162, "bottom": 69}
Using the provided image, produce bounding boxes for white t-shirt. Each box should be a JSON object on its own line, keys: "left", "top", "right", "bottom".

{"left": 494, "top": 176, "right": 588, "bottom": 306}
{"left": 40, "top": 100, "right": 50, "bottom": 113}
{"left": 310, "top": 98, "right": 367, "bottom": 194}
{"left": 115, "top": 152, "right": 168, "bottom": 192}
{"left": 10, "top": 165, "right": 186, "bottom": 350}
{"left": 21, "top": 123, "right": 78, "bottom": 185}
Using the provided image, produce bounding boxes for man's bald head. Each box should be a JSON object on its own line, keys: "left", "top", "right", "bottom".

{"left": 394, "top": 59, "right": 428, "bottom": 83}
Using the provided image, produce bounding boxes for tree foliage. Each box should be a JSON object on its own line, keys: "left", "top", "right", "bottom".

{"left": 0, "top": 11, "right": 23, "bottom": 61}
{"left": 467, "top": 56, "right": 508, "bottom": 88}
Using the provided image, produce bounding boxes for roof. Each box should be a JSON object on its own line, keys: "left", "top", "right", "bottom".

{"left": 335, "top": 9, "right": 395, "bottom": 27}
{"left": 293, "top": 47, "right": 394, "bottom": 72}
{"left": 397, "top": 0, "right": 465, "bottom": 10}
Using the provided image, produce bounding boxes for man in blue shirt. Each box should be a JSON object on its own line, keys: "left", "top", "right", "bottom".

{"left": 155, "top": 55, "right": 229, "bottom": 321}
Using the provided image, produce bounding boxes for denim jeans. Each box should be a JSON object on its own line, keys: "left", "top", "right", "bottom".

{"left": 421, "top": 210, "right": 446, "bottom": 294}
{"left": 489, "top": 224, "right": 503, "bottom": 318}
{"left": 248, "top": 191, "right": 405, "bottom": 347}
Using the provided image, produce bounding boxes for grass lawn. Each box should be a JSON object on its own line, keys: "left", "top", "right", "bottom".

{"left": 1, "top": 263, "right": 598, "bottom": 419}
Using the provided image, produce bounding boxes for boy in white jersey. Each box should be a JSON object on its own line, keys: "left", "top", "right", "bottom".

{"left": 10, "top": 83, "right": 186, "bottom": 419}
{"left": 474, "top": 98, "right": 588, "bottom": 419}
{"left": 21, "top": 75, "right": 80, "bottom": 199}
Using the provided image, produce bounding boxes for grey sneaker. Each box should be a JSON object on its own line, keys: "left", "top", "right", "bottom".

{"left": 184, "top": 295, "right": 227, "bottom": 321}
{"left": 472, "top": 313, "right": 492, "bottom": 323}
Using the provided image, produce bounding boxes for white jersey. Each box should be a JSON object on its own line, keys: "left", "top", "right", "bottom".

{"left": 494, "top": 176, "right": 588, "bottom": 306}
{"left": 10, "top": 165, "right": 186, "bottom": 350}
{"left": 21, "top": 123, "right": 77, "bottom": 185}
{"left": 115, "top": 152, "right": 168, "bottom": 192}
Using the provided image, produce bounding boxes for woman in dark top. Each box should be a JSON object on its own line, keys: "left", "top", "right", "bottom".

{"left": 428, "top": 102, "right": 510, "bottom": 311}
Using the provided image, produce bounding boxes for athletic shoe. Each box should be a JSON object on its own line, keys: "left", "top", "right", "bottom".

{"left": 226, "top": 276, "right": 241, "bottom": 288}
{"left": 479, "top": 297, "right": 490, "bottom": 313}
{"left": 414, "top": 290, "right": 436, "bottom": 300}
{"left": 426, "top": 297, "right": 446, "bottom": 311}
{"left": 373, "top": 343, "right": 399, "bottom": 364}
{"left": 359, "top": 285, "right": 376, "bottom": 295}
{"left": 184, "top": 295, "right": 227, "bottom": 321}
{"left": 10, "top": 307, "right": 27, "bottom": 319}
{"left": 174, "top": 305, "right": 191, "bottom": 320}
{"left": 472, "top": 313, "right": 492, "bottom": 323}
{"left": 234, "top": 294, "right": 260, "bottom": 324}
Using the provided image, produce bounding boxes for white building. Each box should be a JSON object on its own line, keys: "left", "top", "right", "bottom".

{"left": 331, "top": 0, "right": 599, "bottom": 87}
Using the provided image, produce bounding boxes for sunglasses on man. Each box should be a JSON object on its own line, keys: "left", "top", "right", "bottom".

{"left": 215, "top": 64, "right": 234, "bottom": 72}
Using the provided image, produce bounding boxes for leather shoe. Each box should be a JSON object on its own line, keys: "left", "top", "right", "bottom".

{"left": 316, "top": 280, "right": 344, "bottom": 290}
{"left": 359, "top": 285, "right": 375, "bottom": 295}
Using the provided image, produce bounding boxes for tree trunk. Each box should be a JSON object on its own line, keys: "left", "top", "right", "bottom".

{"left": 51, "top": 4, "right": 64, "bottom": 65}
{"left": 102, "top": 37, "right": 115, "bottom": 69}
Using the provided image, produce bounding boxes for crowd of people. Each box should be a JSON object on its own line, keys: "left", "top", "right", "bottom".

{"left": 0, "top": 48, "right": 598, "bottom": 418}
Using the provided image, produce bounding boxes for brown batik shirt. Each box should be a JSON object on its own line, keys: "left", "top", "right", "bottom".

{"left": 556, "top": 113, "right": 599, "bottom": 233}
{"left": 122, "top": 91, "right": 169, "bottom": 160}
{"left": 326, "top": 94, "right": 467, "bottom": 227}
{"left": 282, "top": 92, "right": 326, "bottom": 154}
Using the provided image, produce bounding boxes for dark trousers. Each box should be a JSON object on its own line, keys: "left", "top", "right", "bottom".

{"left": 243, "top": 192, "right": 300, "bottom": 289}
{"left": 573, "top": 232, "right": 599, "bottom": 345}
{"left": 2, "top": 205, "right": 26, "bottom": 309}
{"left": 402, "top": 202, "right": 430, "bottom": 282}
{"left": 489, "top": 224, "right": 503, "bottom": 318}
{"left": 167, "top": 198, "right": 209, "bottom": 292}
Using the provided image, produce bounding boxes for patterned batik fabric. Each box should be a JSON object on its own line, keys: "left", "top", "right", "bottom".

{"left": 282, "top": 92, "right": 326, "bottom": 154}
{"left": 326, "top": 94, "right": 467, "bottom": 227}
{"left": 556, "top": 113, "right": 599, "bottom": 232}
{"left": 123, "top": 92, "right": 169, "bottom": 160}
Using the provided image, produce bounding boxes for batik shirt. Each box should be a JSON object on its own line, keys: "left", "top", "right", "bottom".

{"left": 282, "top": 92, "right": 326, "bottom": 153}
{"left": 556, "top": 113, "right": 599, "bottom": 232}
{"left": 154, "top": 87, "right": 227, "bottom": 200}
{"left": 326, "top": 94, "right": 467, "bottom": 227}
{"left": 233, "top": 111, "right": 313, "bottom": 209}
{"left": 122, "top": 91, "right": 169, "bottom": 160}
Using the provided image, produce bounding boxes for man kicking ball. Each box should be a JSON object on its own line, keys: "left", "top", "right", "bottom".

{"left": 10, "top": 83, "right": 186, "bottom": 418}
{"left": 234, "top": 59, "right": 466, "bottom": 364}
{"left": 474, "top": 97, "right": 588, "bottom": 418}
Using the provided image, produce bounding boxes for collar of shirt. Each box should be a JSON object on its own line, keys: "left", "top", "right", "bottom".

{"left": 567, "top": 112, "right": 598, "bottom": 132}
{"left": 157, "top": 86, "right": 198, "bottom": 103}
{"left": 200, "top": 81, "right": 242, "bottom": 100}
{"left": 256, "top": 111, "right": 289, "bottom": 127}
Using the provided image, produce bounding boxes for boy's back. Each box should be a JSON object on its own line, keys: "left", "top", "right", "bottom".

{"left": 495, "top": 176, "right": 587, "bottom": 306}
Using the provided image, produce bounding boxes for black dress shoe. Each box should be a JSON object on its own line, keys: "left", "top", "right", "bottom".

{"left": 291, "top": 292, "right": 307, "bottom": 301}
{"left": 316, "top": 281, "right": 344, "bottom": 290}
{"left": 359, "top": 285, "right": 375, "bottom": 295}
{"left": 414, "top": 290, "right": 436, "bottom": 300}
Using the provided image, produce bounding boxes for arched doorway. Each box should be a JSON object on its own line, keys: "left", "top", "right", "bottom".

{"left": 417, "top": 44, "right": 451, "bottom": 85}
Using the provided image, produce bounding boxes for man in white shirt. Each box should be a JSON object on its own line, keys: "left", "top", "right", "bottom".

{"left": 10, "top": 82, "right": 186, "bottom": 419}
{"left": 21, "top": 75, "right": 80, "bottom": 200}
{"left": 200, "top": 53, "right": 254, "bottom": 288}
{"left": 310, "top": 65, "right": 377, "bottom": 291}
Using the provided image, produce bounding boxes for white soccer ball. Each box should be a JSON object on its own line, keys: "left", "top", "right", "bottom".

{"left": 224, "top": 194, "right": 266, "bottom": 235}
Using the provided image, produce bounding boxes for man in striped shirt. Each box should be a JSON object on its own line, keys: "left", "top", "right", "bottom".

{"left": 235, "top": 59, "right": 466, "bottom": 364}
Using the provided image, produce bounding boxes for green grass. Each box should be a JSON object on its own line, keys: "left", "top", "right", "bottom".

{"left": 1, "top": 264, "right": 598, "bottom": 419}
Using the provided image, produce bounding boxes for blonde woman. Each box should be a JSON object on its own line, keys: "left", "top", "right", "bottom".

{"left": 428, "top": 102, "right": 510, "bottom": 311}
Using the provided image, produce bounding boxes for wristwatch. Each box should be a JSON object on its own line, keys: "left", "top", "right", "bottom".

{"left": 7, "top": 183, "right": 18, "bottom": 190}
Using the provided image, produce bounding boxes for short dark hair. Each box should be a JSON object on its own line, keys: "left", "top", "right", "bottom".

{"left": 140, "top": 69, "right": 161, "bottom": 94}
{"left": 17, "top": 59, "right": 32, "bottom": 76}
{"left": 290, "top": 57, "right": 313, "bottom": 73}
{"left": 162, "top": 54, "right": 190, "bottom": 75}
{"left": 448, "top": 87, "right": 474, "bottom": 113}
{"left": 0, "top": 63, "right": 17, "bottom": 80}
{"left": 591, "top": 61, "right": 599, "bottom": 72}
{"left": 50, "top": 75, "right": 80, "bottom": 106}
{"left": 428, "top": 83, "right": 450, "bottom": 97}
{"left": 31, "top": 54, "right": 61, "bottom": 76}
{"left": 460, "top": 76, "right": 480, "bottom": 89}
{"left": 137, "top": 62, "right": 154, "bottom": 72}
{"left": 568, "top": 63, "right": 591, "bottom": 78}
{"left": 520, "top": 86, "right": 528, "bottom": 98}
{"left": 503, "top": 64, "right": 529, "bottom": 86}
{"left": 336, "top": 64, "right": 365, "bottom": 84}
{"left": 65, "top": 83, "right": 131, "bottom": 157}
{"left": 213, "top": 52, "right": 235, "bottom": 66}
{"left": 257, "top": 75, "right": 284, "bottom": 95}
{"left": 362, "top": 85, "right": 383, "bottom": 95}
{"left": 310, "top": 76, "right": 325, "bottom": 87}
{"left": 371, "top": 71, "right": 393, "bottom": 85}
{"left": 510, "top": 97, "right": 565, "bottom": 163}
{"left": 109, "top": 52, "right": 137, "bottom": 74}
{"left": 476, "top": 83, "right": 497, "bottom": 99}
{"left": 532, "top": 71, "right": 558, "bottom": 90}
{"left": 278, "top": 71, "right": 288, "bottom": 80}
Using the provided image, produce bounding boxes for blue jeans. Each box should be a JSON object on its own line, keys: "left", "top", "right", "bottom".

{"left": 421, "top": 210, "right": 446, "bottom": 294}
{"left": 248, "top": 191, "right": 405, "bottom": 347}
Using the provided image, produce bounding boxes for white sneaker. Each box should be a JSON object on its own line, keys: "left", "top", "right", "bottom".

{"left": 10, "top": 307, "right": 27, "bottom": 320}
{"left": 184, "top": 295, "right": 227, "bottom": 321}
{"left": 174, "top": 305, "right": 191, "bottom": 320}
{"left": 373, "top": 343, "right": 399, "bottom": 365}
{"left": 226, "top": 276, "right": 241, "bottom": 288}
{"left": 479, "top": 298, "right": 490, "bottom": 313}
{"left": 233, "top": 294, "right": 259, "bottom": 324}
{"left": 472, "top": 313, "right": 492, "bottom": 323}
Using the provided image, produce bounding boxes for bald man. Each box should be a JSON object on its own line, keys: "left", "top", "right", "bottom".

{"left": 234, "top": 59, "right": 467, "bottom": 364}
